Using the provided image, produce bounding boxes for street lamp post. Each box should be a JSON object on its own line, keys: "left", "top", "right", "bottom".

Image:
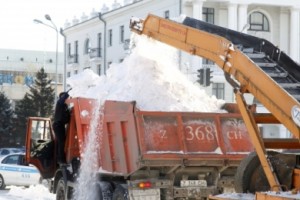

{"left": 59, "top": 28, "right": 67, "bottom": 91}
{"left": 33, "top": 14, "right": 59, "bottom": 106}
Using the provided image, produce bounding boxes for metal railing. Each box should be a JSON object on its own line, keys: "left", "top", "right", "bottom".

{"left": 67, "top": 54, "right": 78, "bottom": 64}
{"left": 89, "top": 48, "right": 102, "bottom": 58}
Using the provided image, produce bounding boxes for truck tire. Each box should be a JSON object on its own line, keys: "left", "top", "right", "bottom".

{"left": 234, "top": 151, "right": 278, "bottom": 193}
{"left": 56, "top": 178, "right": 67, "bottom": 200}
{"left": 98, "top": 181, "right": 113, "bottom": 200}
{"left": 112, "top": 185, "right": 128, "bottom": 200}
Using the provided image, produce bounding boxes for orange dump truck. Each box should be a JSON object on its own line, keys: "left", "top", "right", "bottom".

{"left": 25, "top": 98, "right": 254, "bottom": 199}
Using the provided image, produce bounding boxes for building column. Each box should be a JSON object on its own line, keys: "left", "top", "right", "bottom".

{"left": 279, "top": 8, "right": 289, "bottom": 52}
{"left": 238, "top": 4, "right": 248, "bottom": 33}
{"left": 192, "top": 0, "right": 204, "bottom": 20}
{"left": 290, "top": 7, "right": 300, "bottom": 63}
{"left": 228, "top": 3, "right": 238, "bottom": 30}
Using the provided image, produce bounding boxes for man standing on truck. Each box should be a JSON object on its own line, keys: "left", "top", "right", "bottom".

{"left": 53, "top": 91, "right": 70, "bottom": 163}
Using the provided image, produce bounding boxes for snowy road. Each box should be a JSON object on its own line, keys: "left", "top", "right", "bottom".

{"left": 0, "top": 185, "right": 55, "bottom": 200}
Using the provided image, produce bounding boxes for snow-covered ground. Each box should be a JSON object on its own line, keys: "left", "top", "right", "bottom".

{"left": 0, "top": 185, "right": 55, "bottom": 200}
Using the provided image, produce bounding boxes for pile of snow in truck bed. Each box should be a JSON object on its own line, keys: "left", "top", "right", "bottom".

{"left": 67, "top": 34, "right": 225, "bottom": 112}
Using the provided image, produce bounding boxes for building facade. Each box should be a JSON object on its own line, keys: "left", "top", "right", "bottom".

{"left": 62, "top": 0, "right": 300, "bottom": 138}
{"left": 0, "top": 49, "right": 64, "bottom": 108}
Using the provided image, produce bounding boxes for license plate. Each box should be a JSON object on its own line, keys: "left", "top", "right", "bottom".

{"left": 131, "top": 188, "right": 160, "bottom": 196}
{"left": 180, "top": 180, "right": 207, "bottom": 187}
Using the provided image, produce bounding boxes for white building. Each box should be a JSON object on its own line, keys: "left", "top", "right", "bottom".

{"left": 0, "top": 49, "right": 64, "bottom": 107}
{"left": 62, "top": 0, "right": 300, "bottom": 138}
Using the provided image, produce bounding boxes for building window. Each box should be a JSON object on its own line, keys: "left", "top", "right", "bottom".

{"left": 108, "top": 29, "right": 113, "bottom": 46}
{"left": 202, "top": 8, "right": 215, "bottom": 64}
{"left": 67, "top": 72, "right": 71, "bottom": 78}
{"left": 75, "top": 41, "right": 78, "bottom": 63}
{"left": 248, "top": 11, "right": 269, "bottom": 31}
{"left": 84, "top": 38, "right": 90, "bottom": 54}
{"left": 202, "top": 58, "right": 214, "bottom": 65}
{"left": 108, "top": 61, "right": 112, "bottom": 69}
{"left": 119, "top": 25, "right": 124, "bottom": 43}
{"left": 74, "top": 70, "right": 78, "bottom": 74}
{"left": 202, "top": 7, "right": 214, "bottom": 24}
{"left": 212, "top": 83, "right": 224, "bottom": 99}
{"left": 67, "top": 43, "right": 71, "bottom": 57}
{"left": 98, "top": 33, "right": 102, "bottom": 57}
{"left": 97, "top": 64, "right": 101, "bottom": 75}
{"left": 164, "top": 10, "right": 170, "bottom": 19}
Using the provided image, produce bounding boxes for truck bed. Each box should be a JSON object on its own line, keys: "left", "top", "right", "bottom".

{"left": 99, "top": 100, "right": 253, "bottom": 175}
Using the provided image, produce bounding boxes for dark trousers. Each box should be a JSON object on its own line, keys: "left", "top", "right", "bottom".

{"left": 53, "top": 123, "right": 66, "bottom": 162}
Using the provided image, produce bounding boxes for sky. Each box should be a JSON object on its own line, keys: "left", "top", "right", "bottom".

{"left": 0, "top": 0, "right": 114, "bottom": 52}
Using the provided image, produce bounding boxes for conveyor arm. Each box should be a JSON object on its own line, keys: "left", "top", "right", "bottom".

{"left": 130, "top": 14, "right": 300, "bottom": 192}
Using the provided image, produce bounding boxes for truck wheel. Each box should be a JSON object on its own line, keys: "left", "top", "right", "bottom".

{"left": 234, "top": 151, "right": 278, "bottom": 193}
{"left": 98, "top": 181, "right": 113, "bottom": 199}
{"left": 0, "top": 175, "right": 5, "bottom": 189}
{"left": 112, "top": 185, "right": 128, "bottom": 200}
{"left": 56, "top": 178, "right": 67, "bottom": 200}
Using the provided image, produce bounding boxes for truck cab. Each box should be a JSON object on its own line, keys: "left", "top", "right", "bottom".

{"left": 25, "top": 98, "right": 97, "bottom": 184}
{"left": 25, "top": 117, "right": 57, "bottom": 179}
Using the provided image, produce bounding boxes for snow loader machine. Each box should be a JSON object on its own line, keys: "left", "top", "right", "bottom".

{"left": 24, "top": 14, "right": 300, "bottom": 200}
{"left": 129, "top": 14, "right": 300, "bottom": 199}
